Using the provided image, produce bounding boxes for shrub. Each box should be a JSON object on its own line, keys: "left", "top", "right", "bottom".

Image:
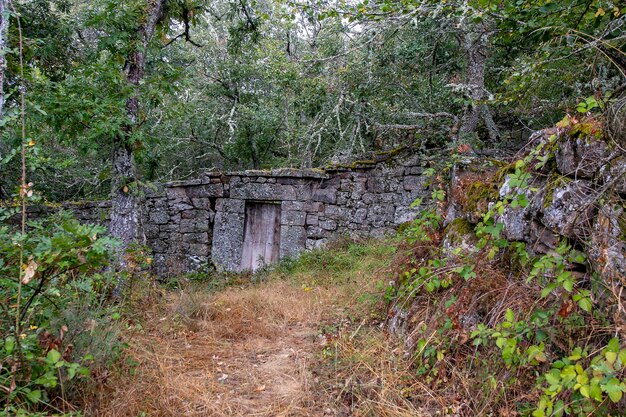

{"left": 0, "top": 211, "right": 124, "bottom": 415}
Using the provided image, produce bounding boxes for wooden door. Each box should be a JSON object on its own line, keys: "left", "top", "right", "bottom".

{"left": 240, "top": 202, "right": 282, "bottom": 271}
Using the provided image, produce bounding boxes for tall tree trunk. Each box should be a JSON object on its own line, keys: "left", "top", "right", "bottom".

{"left": 0, "top": 0, "right": 10, "bottom": 119}
{"left": 457, "top": 22, "right": 500, "bottom": 144}
{"left": 109, "top": 0, "right": 165, "bottom": 268}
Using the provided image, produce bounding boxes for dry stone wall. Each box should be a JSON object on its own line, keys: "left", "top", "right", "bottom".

{"left": 50, "top": 149, "right": 431, "bottom": 277}
{"left": 146, "top": 151, "right": 430, "bottom": 276}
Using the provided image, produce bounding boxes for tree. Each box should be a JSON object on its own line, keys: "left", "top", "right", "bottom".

{"left": 0, "top": 0, "right": 9, "bottom": 120}
{"left": 109, "top": 0, "right": 166, "bottom": 266}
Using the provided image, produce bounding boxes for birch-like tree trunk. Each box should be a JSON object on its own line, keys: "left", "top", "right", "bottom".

{"left": 109, "top": 0, "right": 165, "bottom": 268}
{"left": 0, "top": 0, "right": 10, "bottom": 119}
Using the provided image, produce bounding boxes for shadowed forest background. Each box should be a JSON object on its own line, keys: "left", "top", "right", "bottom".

{"left": 1, "top": 0, "right": 623, "bottom": 202}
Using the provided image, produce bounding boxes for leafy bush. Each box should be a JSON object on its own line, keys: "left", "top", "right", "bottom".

{"left": 387, "top": 144, "right": 626, "bottom": 416}
{"left": 0, "top": 211, "right": 124, "bottom": 415}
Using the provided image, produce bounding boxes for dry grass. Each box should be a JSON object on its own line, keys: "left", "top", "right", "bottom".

{"left": 83, "top": 239, "right": 400, "bottom": 417}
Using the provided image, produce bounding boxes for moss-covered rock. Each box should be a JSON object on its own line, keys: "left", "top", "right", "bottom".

{"left": 442, "top": 218, "right": 478, "bottom": 255}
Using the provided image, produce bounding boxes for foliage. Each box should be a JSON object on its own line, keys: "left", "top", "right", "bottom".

{"left": 0, "top": 211, "right": 126, "bottom": 414}
{"left": 5, "top": 0, "right": 622, "bottom": 200}
{"left": 385, "top": 134, "right": 626, "bottom": 415}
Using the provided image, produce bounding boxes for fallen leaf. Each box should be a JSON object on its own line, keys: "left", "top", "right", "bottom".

{"left": 22, "top": 259, "right": 38, "bottom": 284}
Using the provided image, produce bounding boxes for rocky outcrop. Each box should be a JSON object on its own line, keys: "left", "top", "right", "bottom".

{"left": 447, "top": 128, "right": 625, "bottom": 282}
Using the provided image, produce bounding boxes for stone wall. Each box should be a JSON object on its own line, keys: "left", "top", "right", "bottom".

{"left": 15, "top": 148, "right": 430, "bottom": 277}
{"left": 143, "top": 150, "right": 430, "bottom": 276}
{"left": 447, "top": 129, "right": 625, "bottom": 282}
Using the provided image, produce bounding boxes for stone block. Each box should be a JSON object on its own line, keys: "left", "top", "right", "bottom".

{"left": 403, "top": 176, "right": 425, "bottom": 191}
{"left": 362, "top": 193, "right": 375, "bottom": 205}
{"left": 281, "top": 210, "right": 307, "bottom": 226}
{"left": 170, "top": 201, "right": 194, "bottom": 212}
{"left": 166, "top": 187, "right": 190, "bottom": 202}
{"left": 230, "top": 182, "right": 296, "bottom": 201}
{"left": 324, "top": 205, "right": 347, "bottom": 219}
{"left": 180, "top": 219, "right": 209, "bottom": 233}
{"left": 381, "top": 193, "right": 397, "bottom": 203}
{"left": 280, "top": 226, "right": 307, "bottom": 258}
{"left": 188, "top": 244, "right": 209, "bottom": 256}
{"left": 150, "top": 239, "right": 168, "bottom": 253}
{"left": 144, "top": 224, "right": 160, "bottom": 239}
{"left": 179, "top": 219, "right": 196, "bottom": 233}
{"left": 541, "top": 179, "right": 597, "bottom": 240}
{"left": 320, "top": 219, "right": 337, "bottom": 231}
{"left": 353, "top": 208, "right": 368, "bottom": 224}
{"left": 183, "top": 233, "right": 209, "bottom": 244}
{"left": 308, "top": 202, "right": 324, "bottom": 213}
{"left": 282, "top": 201, "right": 306, "bottom": 211}
{"left": 306, "top": 226, "right": 328, "bottom": 239}
{"left": 367, "top": 177, "right": 385, "bottom": 193}
{"left": 556, "top": 135, "right": 608, "bottom": 179}
{"left": 306, "top": 214, "right": 319, "bottom": 226}
{"left": 212, "top": 211, "right": 245, "bottom": 271}
{"left": 181, "top": 209, "right": 208, "bottom": 220}
{"left": 149, "top": 210, "right": 169, "bottom": 225}
{"left": 394, "top": 207, "right": 418, "bottom": 225}
{"left": 405, "top": 166, "right": 423, "bottom": 175}
{"left": 312, "top": 187, "right": 337, "bottom": 204}
{"left": 337, "top": 191, "right": 350, "bottom": 205}
{"left": 191, "top": 198, "right": 212, "bottom": 211}
{"left": 368, "top": 204, "right": 395, "bottom": 227}
{"left": 186, "top": 184, "right": 224, "bottom": 198}
{"left": 215, "top": 198, "right": 245, "bottom": 213}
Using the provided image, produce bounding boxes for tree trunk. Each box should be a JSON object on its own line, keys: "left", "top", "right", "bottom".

{"left": 0, "top": 0, "right": 10, "bottom": 119}
{"left": 457, "top": 22, "right": 500, "bottom": 144}
{"left": 109, "top": 0, "right": 165, "bottom": 269}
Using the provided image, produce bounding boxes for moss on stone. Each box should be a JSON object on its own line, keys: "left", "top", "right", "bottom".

{"left": 467, "top": 181, "right": 499, "bottom": 215}
{"left": 447, "top": 217, "right": 475, "bottom": 236}
{"left": 374, "top": 146, "right": 408, "bottom": 158}
{"left": 542, "top": 174, "right": 573, "bottom": 209}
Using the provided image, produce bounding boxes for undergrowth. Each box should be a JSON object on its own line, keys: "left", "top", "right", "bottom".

{"left": 382, "top": 137, "right": 626, "bottom": 416}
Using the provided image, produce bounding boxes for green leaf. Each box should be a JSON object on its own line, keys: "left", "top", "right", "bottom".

{"left": 578, "top": 297, "right": 592, "bottom": 312}
{"left": 505, "top": 309, "right": 515, "bottom": 323}
{"left": 607, "top": 338, "right": 620, "bottom": 352}
{"left": 601, "top": 378, "right": 625, "bottom": 403}
{"left": 562, "top": 280, "right": 573, "bottom": 292}
{"left": 25, "top": 389, "right": 42, "bottom": 403}
{"left": 545, "top": 369, "right": 561, "bottom": 386}
{"left": 579, "top": 384, "right": 590, "bottom": 398}
{"left": 47, "top": 349, "right": 62, "bottom": 364}
{"left": 590, "top": 379, "right": 603, "bottom": 401}
{"left": 605, "top": 351, "right": 617, "bottom": 365}
{"left": 4, "top": 338, "right": 14, "bottom": 354}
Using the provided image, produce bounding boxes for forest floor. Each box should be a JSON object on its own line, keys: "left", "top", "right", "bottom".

{"left": 87, "top": 240, "right": 428, "bottom": 417}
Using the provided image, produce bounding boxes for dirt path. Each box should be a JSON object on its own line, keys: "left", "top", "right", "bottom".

{"left": 94, "top": 281, "right": 338, "bottom": 417}
{"left": 210, "top": 325, "right": 322, "bottom": 416}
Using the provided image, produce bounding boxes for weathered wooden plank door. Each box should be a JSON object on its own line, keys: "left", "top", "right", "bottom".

{"left": 240, "top": 202, "right": 282, "bottom": 271}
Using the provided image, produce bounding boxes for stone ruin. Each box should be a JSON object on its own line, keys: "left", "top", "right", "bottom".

{"left": 23, "top": 127, "right": 625, "bottom": 282}
{"left": 36, "top": 148, "right": 431, "bottom": 277}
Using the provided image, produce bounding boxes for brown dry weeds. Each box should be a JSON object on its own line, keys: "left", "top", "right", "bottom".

{"left": 81, "top": 239, "right": 436, "bottom": 417}
{"left": 88, "top": 282, "right": 338, "bottom": 417}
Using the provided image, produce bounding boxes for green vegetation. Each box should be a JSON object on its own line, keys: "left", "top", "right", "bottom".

{"left": 0, "top": 212, "right": 126, "bottom": 415}
{"left": 0, "top": 0, "right": 624, "bottom": 415}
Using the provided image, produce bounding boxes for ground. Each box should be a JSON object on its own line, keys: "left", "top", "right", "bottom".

{"left": 87, "top": 240, "right": 425, "bottom": 417}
